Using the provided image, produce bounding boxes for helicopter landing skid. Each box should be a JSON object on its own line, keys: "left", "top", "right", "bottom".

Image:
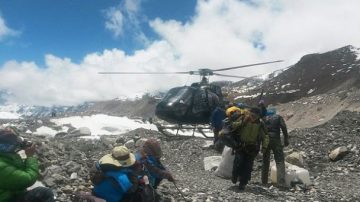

{"left": 155, "top": 123, "right": 212, "bottom": 138}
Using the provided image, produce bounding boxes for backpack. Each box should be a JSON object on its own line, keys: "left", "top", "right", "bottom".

{"left": 218, "top": 118, "right": 238, "bottom": 148}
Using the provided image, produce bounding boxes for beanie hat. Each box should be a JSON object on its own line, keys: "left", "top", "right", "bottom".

{"left": 142, "top": 139, "right": 162, "bottom": 158}
{"left": 0, "top": 129, "right": 22, "bottom": 153}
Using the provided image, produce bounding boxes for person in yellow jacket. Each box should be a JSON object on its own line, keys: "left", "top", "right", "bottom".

{"left": 229, "top": 107, "right": 269, "bottom": 190}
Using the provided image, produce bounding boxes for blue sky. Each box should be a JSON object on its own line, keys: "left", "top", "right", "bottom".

{"left": 0, "top": 0, "right": 360, "bottom": 106}
{"left": 0, "top": 0, "right": 196, "bottom": 65}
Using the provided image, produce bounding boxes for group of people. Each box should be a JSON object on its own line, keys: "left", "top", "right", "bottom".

{"left": 211, "top": 101, "right": 289, "bottom": 190}
{"left": 87, "top": 139, "right": 175, "bottom": 202}
{"left": 0, "top": 126, "right": 174, "bottom": 202}
{"left": 0, "top": 100, "right": 289, "bottom": 201}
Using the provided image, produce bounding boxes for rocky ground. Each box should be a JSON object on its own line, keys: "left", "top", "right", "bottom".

{"left": 4, "top": 109, "right": 358, "bottom": 202}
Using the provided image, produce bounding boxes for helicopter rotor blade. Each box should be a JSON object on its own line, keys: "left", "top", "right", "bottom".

{"left": 211, "top": 60, "right": 283, "bottom": 72}
{"left": 213, "top": 73, "right": 251, "bottom": 79}
{"left": 98, "top": 71, "right": 191, "bottom": 75}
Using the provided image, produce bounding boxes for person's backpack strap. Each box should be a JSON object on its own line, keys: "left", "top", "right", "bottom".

{"left": 90, "top": 161, "right": 105, "bottom": 185}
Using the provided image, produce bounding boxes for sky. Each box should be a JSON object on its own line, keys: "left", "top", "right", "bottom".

{"left": 0, "top": 0, "right": 360, "bottom": 106}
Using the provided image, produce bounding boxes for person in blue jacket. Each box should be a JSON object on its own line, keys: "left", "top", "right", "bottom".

{"left": 136, "top": 139, "right": 175, "bottom": 189}
{"left": 91, "top": 146, "right": 147, "bottom": 202}
{"left": 210, "top": 106, "right": 226, "bottom": 151}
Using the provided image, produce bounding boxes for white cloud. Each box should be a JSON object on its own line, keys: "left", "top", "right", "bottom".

{"left": 0, "top": 42, "right": 188, "bottom": 106}
{"left": 0, "top": 14, "right": 18, "bottom": 41}
{"left": 104, "top": 7, "right": 124, "bottom": 38}
{"left": 104, "top": 0, "right": 148, "bottom": 44}
{"left": 1, "top": 0, "right": 360, "bottom": 106}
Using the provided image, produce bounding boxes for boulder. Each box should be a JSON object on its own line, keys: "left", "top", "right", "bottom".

{"left": 79, "top": 127, "right": 91, "bottom": 136}
{"left": 271, "top": 162, "right": 311, "bottom": 187}
{"left": 54, "top": 132, "right": 68, "bottom": 138}
{"left": 100, "top": 136, "right": 115, "bottom": 148}
{"left": 115, "top": 136, "right": 125, "bottom": 144}
{"left": 70, "top": 172, "right": 78, "bottom": 180}
{"left": 201, "top": 140, "right": 214, "bottom": 149}
{"left": 27, "top": 181, "right": 45, "bottom": 191}
{"left": 203, "top": 156, "right": 222, "bottom": 171}
{"left": 329, "top": 146, "right": 349, "bottom": 161}
{"left": 69, "top": 127, "right": 91, "bottom": 137}
{"left": 135, "top": 138, "right": 148, "bottom": 148}
{"left": 125, "top": 139, "right": 135, "bottom": 149}
{"left": 286, "top": 152, "right": 305, "bottom": 167}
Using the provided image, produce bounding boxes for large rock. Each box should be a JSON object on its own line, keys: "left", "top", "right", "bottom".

{"left": 135, "top": 138, "right": 148, "bottom": 148}
{"left": 125, "top": 139, "right": 135, "bottom": 149}
{"left": 201, "top": 140, "right": 214, "bottom": 149}
{"left": 285, "top": 152, "right": 305, "bottom": 167}
{"left": 271, "top": 162, "right": 311, "bottom": 187}
{"left": 329, "top": 146, "right": 349, "bottom": 161}
{"left": 79, "top": 127, "right": 91, "bottom": 136}
{"left": 203, "top": 156, "right": 222, "bottom": 171}
{"left": 69, "top": 127, "right": 91, "bottom": 137}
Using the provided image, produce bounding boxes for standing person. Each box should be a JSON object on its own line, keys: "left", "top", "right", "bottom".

{"left": 91, "top": 145, "right": 149, "bottom": 202}
{"left": 258, "top": 99, "right": 267, "bottom": 119}
{"left": 210, "top": 106, "right": 226, "bottom": 152}
{"left": 231, "top": 107, "right": 269, "bottom": 190}
{"left": 136, "top": 139, "right": 175, "bottom": 189}
{"left": 0, "top": 128, "right": 55, "bottom": 202}
{"left": 261, "top": 107, "right": 289, "bottom": 187}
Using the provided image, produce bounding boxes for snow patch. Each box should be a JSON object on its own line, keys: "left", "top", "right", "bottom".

{"left": 34, "top": 126, "right": 58, "bottom": 136}
{"left": 281, "top": 83, "right": 291, "bottom": 89}
{"left": 0, "top": 112, "right": 21, "bottom": 119}
{"left": 0, "top": 104, "right": 21, "bottom": 119}
{"left": 350, "top": 46, "right": 360, "bottom": 61}
{"left": 234, "top": 92, "right": 262, "bottom": 100}
{"left": 307, "top": 89, "right": 315, "bottom": 94}
{"left": 51, "top": 114, "right": 158, "bottom": 137}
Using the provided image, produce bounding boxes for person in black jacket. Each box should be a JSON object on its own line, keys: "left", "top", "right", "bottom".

{"left": 261, "top": 107, "right": 289, "bottom": 187}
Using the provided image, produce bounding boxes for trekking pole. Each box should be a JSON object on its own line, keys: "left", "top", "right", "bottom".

{"left": 172, "top": 182, "right": 188, "bottom": 201}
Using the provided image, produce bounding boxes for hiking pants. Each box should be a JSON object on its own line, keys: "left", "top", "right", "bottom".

{"left": 232, "top": 150, "right": 256, "bottom": 186}
{"left": 16, "top": 187, "right": 55, "bottom": 202}
{"left": 262, "top": 138, "right": 285, "bottom": 185}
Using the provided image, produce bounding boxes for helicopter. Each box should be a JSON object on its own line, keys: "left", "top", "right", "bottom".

{"left": 99, "top": 60, "right": 283, "bottom": 137}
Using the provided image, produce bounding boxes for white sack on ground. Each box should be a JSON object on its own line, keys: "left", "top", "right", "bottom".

{"left": 215, "top": 146, "right": 235, "bottom": 179}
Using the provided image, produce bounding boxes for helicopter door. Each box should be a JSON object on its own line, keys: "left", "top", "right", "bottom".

{"left": 192, "top": 88, "right": 211, "bottom": 114}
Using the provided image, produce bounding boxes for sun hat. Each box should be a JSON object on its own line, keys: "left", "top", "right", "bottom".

{"left": 99, "top": 146, "right": 136, "bottom": 167}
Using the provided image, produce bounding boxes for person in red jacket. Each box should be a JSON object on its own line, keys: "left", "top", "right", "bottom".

{"left": 0, "top": 128, "right": 54, "bottom": 202}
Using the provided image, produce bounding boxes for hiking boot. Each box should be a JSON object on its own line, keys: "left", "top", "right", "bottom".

{"left": 275, "top": 183, "right": 289, "bottom": 191}
{"left": 231, "top": 175, "right": 237, "bottom": 184}
{"left": 239, "top": 184, "right": 246, "bottom": 191}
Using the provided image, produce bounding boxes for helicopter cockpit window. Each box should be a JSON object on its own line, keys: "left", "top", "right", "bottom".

{"left": 162, "top": 87, "right": 193, "bottom": 106}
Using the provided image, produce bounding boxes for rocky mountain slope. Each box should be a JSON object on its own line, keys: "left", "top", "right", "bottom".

{"left": 5, "top": 109, "right": 359, "bottom": 201}
{"left": 1, "top": 45, "right": 360, "bottom": 201}
{"left": 226, "top": 45, "right": 360, "bottom": 105}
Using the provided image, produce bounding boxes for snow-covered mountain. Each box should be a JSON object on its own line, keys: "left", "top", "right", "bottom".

{"left": 226, "top": 45, "right": 360, "bottom": 105}
{"left": 0, "top": 102, "right": 94, "bottom": 119}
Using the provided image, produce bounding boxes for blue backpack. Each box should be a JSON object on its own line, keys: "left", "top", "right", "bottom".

{"left": 93, "top": 163, "right": 133, "bottom": 202}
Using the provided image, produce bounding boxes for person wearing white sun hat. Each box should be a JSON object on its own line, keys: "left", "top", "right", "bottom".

{"left": 99, "top": 146, "right": 137, "bottom": 168}
{"left": 90, "top": 146, "right": 146, "bottom": 202}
